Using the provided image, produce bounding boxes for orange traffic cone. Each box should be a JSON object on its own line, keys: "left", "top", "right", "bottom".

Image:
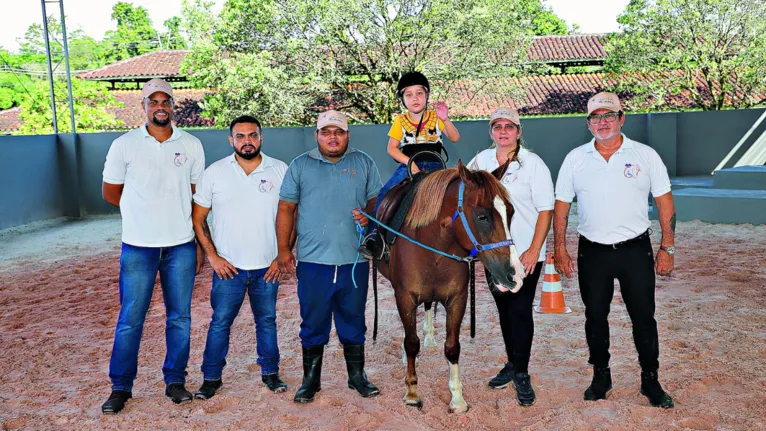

{"left": 534, "top": 253, "right": 572, "bottom": 314}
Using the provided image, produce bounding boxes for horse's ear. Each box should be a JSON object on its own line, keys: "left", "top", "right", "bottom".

{"left": 457, "top": 159, "right": 475, "bottom": 185}
{"left": 491, "top": 158, "right": 511, "bottom": 181}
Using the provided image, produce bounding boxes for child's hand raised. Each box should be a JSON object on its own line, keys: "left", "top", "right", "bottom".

{"left": 434, "top": 101, "right": 450, "bottom": 121}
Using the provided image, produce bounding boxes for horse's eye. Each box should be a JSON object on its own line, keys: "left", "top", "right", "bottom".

{"left": 477, "top": 214, "right": 489, "bottom": 222}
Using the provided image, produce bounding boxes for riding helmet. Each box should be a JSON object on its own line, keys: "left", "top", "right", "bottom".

{"left": 397, "top": 71, "right": 430, "bottom": 97}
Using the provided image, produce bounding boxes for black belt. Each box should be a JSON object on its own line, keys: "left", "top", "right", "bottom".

{"left": 580, "top": 230, "right": 650, "bottom": 249}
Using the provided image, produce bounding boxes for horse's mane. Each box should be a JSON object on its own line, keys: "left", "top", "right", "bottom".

{"left": 404, "top": 168, "right": 510, "bottom": 229}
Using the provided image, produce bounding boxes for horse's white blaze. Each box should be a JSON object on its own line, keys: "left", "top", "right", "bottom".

{"left": 493, "top": 196, "right": 524, "bottom": 292}
{"left": 423, "top": 308, "right": 436, "bottom": 348}
{"left": 448, "top": 362, "right": 469, "bottom": 413}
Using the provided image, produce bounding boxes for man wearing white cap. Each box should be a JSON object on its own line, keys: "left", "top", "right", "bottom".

{"left": 553, "top": 92, "right": 676, "bottom": 408}
{"left": 101, "top": 78, "right": 206, "bottom": 413}
{"left": 276, "top": 110, "right": 383, "bottom": 403}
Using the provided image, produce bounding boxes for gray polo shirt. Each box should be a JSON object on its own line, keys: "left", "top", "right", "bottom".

{"left": 280, "top": 147, "right": 382, "bottom": 265}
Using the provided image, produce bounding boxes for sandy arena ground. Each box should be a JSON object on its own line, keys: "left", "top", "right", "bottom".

{"left": 0, "top": 214, "right": 764, "bottom": 430}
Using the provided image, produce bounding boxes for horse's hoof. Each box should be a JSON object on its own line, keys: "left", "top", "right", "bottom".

{"left": 423, "top": 336, "right": 436, "bottom": 348}
{"left": 449, "top": 403, "right": 469, "bottom": 414}
{"left": 405, "top": 399, "right": 423, "bottom": 410}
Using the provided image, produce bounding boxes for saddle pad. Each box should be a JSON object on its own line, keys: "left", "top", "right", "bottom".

{"left": 383, "top": 172, "right": 431, "bottom": 245}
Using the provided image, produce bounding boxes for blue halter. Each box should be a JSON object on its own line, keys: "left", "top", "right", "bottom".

{"left": 450, "top": 181, "right": 515, "bottom": 258}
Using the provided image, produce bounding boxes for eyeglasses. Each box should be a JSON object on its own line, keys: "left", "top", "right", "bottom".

{"left": 147, "top": 99, "right": 173, "bottom": 108}
{"left": 491, "top": 124, "right": 518, "bottom": 133}
{"left": 587, "top": 112, "right": 621, "bottom": 125}
{"left": 233, "top": 132, "right": 261, "bottom": 141}
{"left": 318, "top": 129, "right": 347, "bottom": 138}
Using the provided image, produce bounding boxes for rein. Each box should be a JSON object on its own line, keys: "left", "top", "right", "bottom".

{"left": 354, "top": 180, "right": 515, "bottom": 341}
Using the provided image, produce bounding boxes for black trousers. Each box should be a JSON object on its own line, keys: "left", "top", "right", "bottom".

{"left": 485, "top": 261, "right": 543, "bottom": 373}
{"left": 577, "top": 232, "right": 660, "bottom": 372}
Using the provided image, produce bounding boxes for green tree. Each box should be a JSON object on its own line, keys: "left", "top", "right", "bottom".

{"left": 162, "top": 16, "right": 188, "bottom": 50}
{"left": 16, "top": 17, "right": 108, "bottom": 71}
{"left": 0, "top": 48, "right": 36, "bottom": 110}
{"left": 520, "top": 0, "right": 569, "bottom": 35}
{"left": 183, "top": 0, "right": 562, "bottom": 126}
{"left": 16, "top": 78, "right": 122, "bottom": 134}
{"left": 606, "top": 0, "right": 766, "bottom": 110}
{"left": 103, "top": 2, "right": 159, "bottom": 61}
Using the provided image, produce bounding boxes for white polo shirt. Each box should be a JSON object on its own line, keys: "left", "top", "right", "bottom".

{"left": 103, "top": 125, "right": 205, "bottom": 247}
{"left": 468, "top": 147, "right": 555, "bottom": 262}
{"left": 555, "top": 134, "right": 671, "bottom": 245}
{"left": 193, "top": 153, "right": 288, "bottom": 270}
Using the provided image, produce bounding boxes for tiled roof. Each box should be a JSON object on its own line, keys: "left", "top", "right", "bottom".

{"left": 528, "top": 34, "right": 606, "bottom": 62}
{"left": 110, "top": 89, "right": 211, "bottom": 128}
{"left": 79, "top": 35, "right": 607, "bottom": 81}
{"left": 77, "top": 50, "right": 190, "bottom": 80}
{"left": 0, "top": 107, "right": 21, "bottom": 133}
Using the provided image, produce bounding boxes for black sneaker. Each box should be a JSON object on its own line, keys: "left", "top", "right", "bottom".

{"left": 488, "top": 362, "right": 514, "bottom": 389}
{"left": 512, "top": 372, "right": 536, "bottom": 406}
{"left": 584, "top": 366, "right": 612, "bottom": 401}
{"left": 640, "top": 371, "right": 674, "bottom": 409}
{"left": 101, "top": 390, "right": 132, "bottom": 414}
{"left": 262, "top": 374, "right": 288, "bottom": 393}
{"left": 194, "top": 379, "right": 223, "bottom": 400}
{"left": 165, "top": 383, "right": 193, "bottom": 404}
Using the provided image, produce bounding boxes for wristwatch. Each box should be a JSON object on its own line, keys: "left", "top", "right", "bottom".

{"left": 660, "top": 245, "right": 676, "bottom": 255}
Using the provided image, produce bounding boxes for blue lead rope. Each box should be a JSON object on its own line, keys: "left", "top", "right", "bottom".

{"left": 352, "top": 221, "right": 365, "bottom": 289}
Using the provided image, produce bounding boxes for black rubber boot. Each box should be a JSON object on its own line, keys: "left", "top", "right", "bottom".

{"left": 294, "top": 346, "right": 324, "bottom": 403}
{"left": 640, "top": 370, "right": 674, "bottom": 408}
{"left": 343, "top": 344, "right": 381, "bottom": 398}
{"left": 512, "top": 372, "right": 536, "bottom": 406}
{"left": 262, "top": 374, "right": 288, "bottom": 393}
{"left": 584, "top": 366, "right": 612, "bottom": 401}
{"left": 488, "top": 362, "right": 514, "bottom": 389}
{"left": 165, "top": 383, "right": 193, "bottom": 404}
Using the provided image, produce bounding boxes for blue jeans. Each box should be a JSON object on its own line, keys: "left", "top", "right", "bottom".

{"left": 201, "top": 268, "right": 281, "bottom": 379}
{"left": 297, "top": 262, "right": 369, "bottom": 348}
{"left": 109, "top": 241, "right": 197, "bottom": 392}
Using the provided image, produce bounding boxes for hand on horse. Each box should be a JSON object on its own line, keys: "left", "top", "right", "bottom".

{"left": 554, "top": 249, "right": 575, "bottom": 278}
{"left": 434, "top": 101, "right": 450, "bottom": 121}
{"left": 208, "top": 253, "right": 238, "bottom": 280}
{"left": 277, "top": 249, "right": 296, "bottom": 274}
{"left": 655, "top": 249, "right": 674, "bottom": 277}
{"left": 519, "top": 248, "right": 540, "bottom": 277}
{"left": 352, "top": 208, "right": 369, "bottom": 228}
{"left": 263, "top": 259, "right": 281, "bottom": 283}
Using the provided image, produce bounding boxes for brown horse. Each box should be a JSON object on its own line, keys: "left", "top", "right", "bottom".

{"left": 375, "top": 160, "right": 525, "bottom": 412}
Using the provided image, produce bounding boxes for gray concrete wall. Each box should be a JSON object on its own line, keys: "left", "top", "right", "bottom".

{"left": 0, "top": 135, "right": 62, "bottom": 230}
{"left": 1, "top": 108, "right": 764, "bottom": 230}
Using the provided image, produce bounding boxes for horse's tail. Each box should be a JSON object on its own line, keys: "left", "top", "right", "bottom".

{"left": 372, "top": 258, "right": 378, "bottom": 342}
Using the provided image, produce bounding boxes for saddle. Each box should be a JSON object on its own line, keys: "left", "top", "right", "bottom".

{"left": 374, "top": 171, "right": 431, "bottom": 252}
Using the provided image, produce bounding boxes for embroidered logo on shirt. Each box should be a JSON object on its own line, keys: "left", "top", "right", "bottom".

{"left": 258, "top": 179, "right": 274, "bottom": 193}
{"left": 624, "top": 163, "right": 642, "bottom": 178}
{"left": 339, "top": 168, "right": 357, "bottom": 181}
{"left": 501, "top": 172, "right": 518, "bottom": 185}
{"left": 173, "top": 153, "right": 188, "bottom": 167}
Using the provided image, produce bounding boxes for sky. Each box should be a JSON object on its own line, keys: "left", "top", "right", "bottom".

{"left": 0, "top": 0, "right": 631, "bottom": 52}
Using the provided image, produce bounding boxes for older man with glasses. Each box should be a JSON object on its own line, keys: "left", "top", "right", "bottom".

{"left": 553, "top": 92, "right": 676, "bottom": 409}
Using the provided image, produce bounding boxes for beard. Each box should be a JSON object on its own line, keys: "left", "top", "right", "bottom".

{"left": 151, "top": 111, "right": 171, "bottom": 126}
{"left": 236, "top": 144, "right": 261, "bottom": 160}
{"left": 591, "top": 127, "right": 620, "bottom": 142}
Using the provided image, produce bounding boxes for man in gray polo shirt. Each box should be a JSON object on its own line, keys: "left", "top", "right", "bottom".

{"left": 276, "top": 110, "right": 383, "bottom": 404}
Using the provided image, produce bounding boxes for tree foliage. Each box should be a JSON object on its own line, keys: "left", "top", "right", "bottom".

{"left": 183, "top": 0, "right": 568, "bottom": 126}
{"left": 16, "top": 78, "right": 122, "bottom": 134}
{"left": 103, "top": 2, "right": 160, "bottom": 62}
{"left": 16, "top": 16, "right": 107, "bottom": 71}
{"left": 606, "top": 0, "right": 766, "bottom": 110}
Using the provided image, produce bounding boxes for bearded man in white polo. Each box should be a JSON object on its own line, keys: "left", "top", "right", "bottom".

{"left": 553, "top": 92, "right": 676, "bottom": 409}
{"left": 191, "top": 115, "right": 289, "bottom": 399}
{"left": 101, "top": 79, "right": 206, "bottom": 414}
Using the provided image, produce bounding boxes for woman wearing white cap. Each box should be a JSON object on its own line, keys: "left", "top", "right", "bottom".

{"left": 467, "top": 107, "right": 554, "bottom": 406}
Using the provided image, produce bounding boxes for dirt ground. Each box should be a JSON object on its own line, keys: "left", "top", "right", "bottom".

{"left": 0, "top": 215, "right": 764, "bottom": 430}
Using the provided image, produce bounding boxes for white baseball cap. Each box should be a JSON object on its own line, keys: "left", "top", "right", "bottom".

{"left": 587, "top": 92, "right": 622, "bottom": 115}
{"left": 489, "top": 107, "right": 521, "bottom": 126}
{"left": 316, "top": 110, "right": 348, "bottom": 131}
{"left": 141, "top": 78, "right": 174, "bottom": 100}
